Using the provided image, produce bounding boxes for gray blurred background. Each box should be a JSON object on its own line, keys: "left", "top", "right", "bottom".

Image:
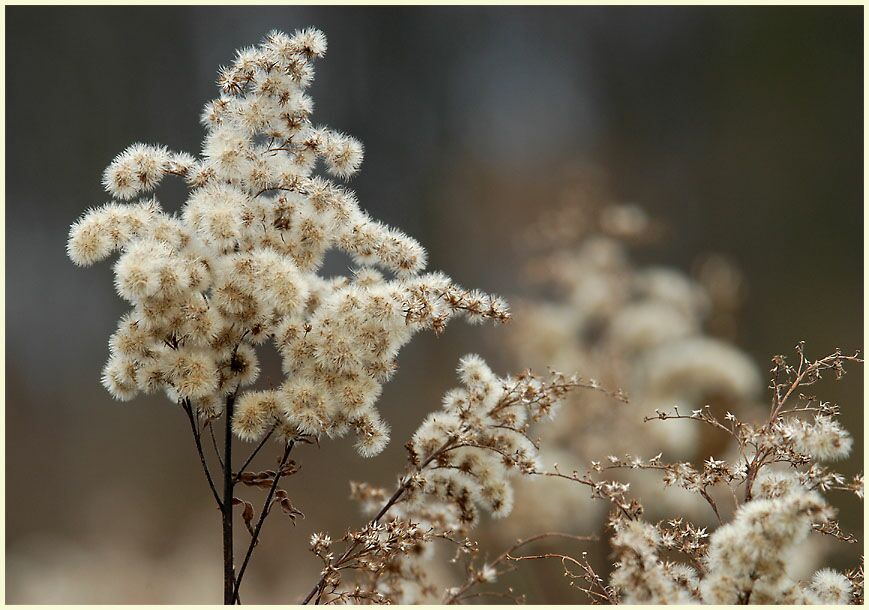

{"left": 6, "top": 6, "right": 863, "bottom": 604}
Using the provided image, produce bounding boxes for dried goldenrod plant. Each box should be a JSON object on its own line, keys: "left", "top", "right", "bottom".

{"left": 66, "top": 28, "right": 862, "bottom": 606}
{"left": 598, "top": 344, "right": 863, "bottom": 604}
{"left": 303, "top": 356, "right": 623, "bottom": 603}
{"left": 499, "top": 199, "right": 765, "bottom": 540}
{"left": 293, "top": 344, "right": 862, "bottom": 605}
{"left": 67, "top": 29, "right": 509, "bottom": 604}
{"left": 479, "top": 198, "right": 863, "bottom": 604}
{"left": 430, "top": 346, "right": 862, "bottom": 605}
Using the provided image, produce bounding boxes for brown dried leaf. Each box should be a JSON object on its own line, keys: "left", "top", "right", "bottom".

{"left": 271, "top": 488, "right": 304, "bottom": 523}
{"left": 236, "top": 469, "right": 287, "bottom": 489}
{"left": 233, "top": 497, "right": 257, "bottom": 536}
{"left": 280, "top": 460, "right": 300, "bottom": 477}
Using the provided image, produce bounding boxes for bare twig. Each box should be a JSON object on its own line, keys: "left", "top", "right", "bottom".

{"left": 207, "top": 419, "right": 225, "bottom": 470}
{"left": 234, "top": 424, "right": 278, "bottom": 484}
{"left": 444, "top": 532, "right": 597, "bottom": 604}
{"left": 233, "top": 441, "right": 296, "bottom": 603}
{"left": 181, "top": 398, "right": 222, "bottom": 509}
{"left": 301, "top": 436, "right": 457, "bottom": 604}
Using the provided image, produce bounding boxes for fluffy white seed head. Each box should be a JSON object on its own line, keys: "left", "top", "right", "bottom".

{"left": 700, "top": 489, "right": 830, "bottom": 604}
{"left": 781, "top": 415, "right": 853, "bottom": 462}
{"left": 353, "top": 414, "right": 390, "bottom": 457}
{"left": 67, "top": 210, "right": 113, "bottom": 266}
{"left": 810, "top": 568, "right": 852, "bottom": 604}
{"left": 233, "top": 390, "right": 283, "bottom": 441}
{"left": 165, "top": 349, "right": 219, "bottom": 399}
{"left": 100, "top": 355, "right": 139, "bottom": 401}
{"left": 68, "top": 28, "right": 509, "bottom": 465}
{"left": 102, "top": 143, "right": 171, "bottom": 200}
{"left": 321, "top": 130, "right": 364, "bottom": 178}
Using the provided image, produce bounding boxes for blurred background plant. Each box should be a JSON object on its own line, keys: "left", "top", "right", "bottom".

{"left": 6, "top": 5, "right": 862, "bottom": 604}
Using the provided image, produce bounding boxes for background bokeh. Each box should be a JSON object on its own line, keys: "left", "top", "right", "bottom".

{"left": 6, "top": 5, "right": 863, "bottom": 604}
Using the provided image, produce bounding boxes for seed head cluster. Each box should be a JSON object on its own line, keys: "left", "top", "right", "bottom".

{"left": 699, "top": 481, "right": 833, "bottom": 604}
{"left": 67, "top": 29, "right": 508, "bottom": 455}
{"left": 62, "top": 29, "right": 861, "bottom": 607}
{"left": 503, "top": 206, "right": 763, "bottom": 537}
{"left": 308, "top": 355, "right": 610, "bottom": 603}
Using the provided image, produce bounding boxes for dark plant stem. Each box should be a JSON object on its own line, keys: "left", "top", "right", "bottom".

{"left": 182, "top": 399, "right": 222, "bottom": 509}
{"left": 232, "top": 441, "right": 295, "bottom": 603}
{"left": 223, "top": 392, "right": 236, "bottom": 605}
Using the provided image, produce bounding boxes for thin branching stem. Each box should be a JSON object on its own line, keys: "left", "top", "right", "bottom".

{"left": 207, "top": 419, "right": 225, "bottom": 469}
{"left": 234, "top": 424, "right": 278, "bottom": 484}
{"left": 233, "top": 440, "right": 295, "bottom": 603}
{"left": 301, "top": 436, "right": 457, "bottom": 604}
{"left": 444, "top": 532, "right": 597, "bottom": 604}
{"left": 181, "top": 398, "right": 222, "bottom": 509}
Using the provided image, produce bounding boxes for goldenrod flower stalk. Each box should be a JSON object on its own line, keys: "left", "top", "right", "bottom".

{"left": 67, "top": 28, "right": 508, "bottom": 454}
{"left": 67, "top": 28, "right": 508, "bottom": 605}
